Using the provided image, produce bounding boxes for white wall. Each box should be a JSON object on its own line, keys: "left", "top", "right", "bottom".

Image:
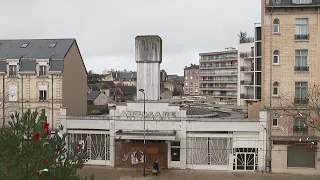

{"left": 237, "top": 42, "right": 255, "bottom": 106}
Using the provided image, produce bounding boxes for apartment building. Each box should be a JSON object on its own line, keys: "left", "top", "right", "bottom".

{"left": 261, "top": 0, "right": 320, "bottom": 174}
{"left": 237, "top": 24, "right": 262, "bottom": 106}
{"left": 0, "top": 39, "right": 87, "bottom": 129}
{"left": 199, "top": 48, "right": 238, "bottom": 104}
{"left": 184, "top": 64, "right": 200, "bottom": 96}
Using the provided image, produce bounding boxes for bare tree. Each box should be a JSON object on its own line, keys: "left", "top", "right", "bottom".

{"left": 274, "top": 85, "right": 320, "bottom": 147}
{"left": 0, "top": 93, "right": 12, "bottom": 128}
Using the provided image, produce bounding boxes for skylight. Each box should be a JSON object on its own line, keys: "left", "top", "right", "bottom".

{"left": 49, "top": 43, "right": 57, "bottom": 48}
{"left": 21, "top": 43, "right": 29, "bottom": 48}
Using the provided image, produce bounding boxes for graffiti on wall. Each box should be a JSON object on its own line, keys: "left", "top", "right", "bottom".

{"left": 131, "top": 151, "right": 145, "bottom": 164}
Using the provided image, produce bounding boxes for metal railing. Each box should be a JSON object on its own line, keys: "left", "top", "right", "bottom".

{"left": 240, "top": 93, "right": 254, "bottom": 99}
{"left": 200, "top": 86, "right": 237, "bottom": 90}
{"left": 294, "top": 66, "right": 309, "bottom": 72}
{"left": 240, "top": 52, "right": 254, "bottom": 58}
{"left": 294, "top": 34, "right": 310, "bottom": 40}
{"left": 294, "top": 98, "right": 309, "bottom": 105}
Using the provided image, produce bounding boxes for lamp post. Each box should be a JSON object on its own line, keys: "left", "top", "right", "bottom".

{"left": 139, "top": 88, "right": 146, "bottom": 177}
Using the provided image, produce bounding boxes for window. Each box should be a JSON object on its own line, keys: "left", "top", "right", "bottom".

{"left": 171, "top": 141, "right": 180, "bottom": 161}
{"left": 21, "top": 43, "right": 29, "bottom": 48}
{"left": 273, "top": 50, "right": 280, "bottom": 64}
{"left": 195, "top": 88, "right": 198, "bottom": 93}
{"left": 49, "top": 43, "right": 56, "bottom": 48}
{"left": 190, "top": 82, "right": 193, "bottom": 86}
{"left": 273, "top": 19, "right": 280, "bottom": 33}
{"left": 273, "top": 82, "right": 279, "bottom": 96}
{"left": 185, "top": 82, "right": 188, "bottom": 86}
{"left": 39, "top": 64, "right": 47, "bottom": 76}
{"left": 8, "top": 84, "right": 18, "bottom": 101}
{"left": 8, "top": 64, "right": 17, "bottom": 77}
{"left": 190, "top": 76, "right": 193, "bottom": 80}
{"left": 295, "top": 18, "right": 309, "bottom": 40}
{"left": 39, "top": 109, "right": 47, "bottom": 122}
{"left": 272, "top": 118, "right": 278, "bottom": 127}
{"left": 39, "top": 85, "right": 47, "bottom": 101}
{"left": 295, "top": 50, "right": 308, "bottom": 71}
{"left": 292, "top": 0, "right": 312, "bottom": 4}
{"left": 293, "top": 117, "right": 308, "bottom": 133}
{"left": 185, "top": 77, "right": 188, "bottom": 80}
{"left": 294, "top": 82, "right": 308, "bottom": 104}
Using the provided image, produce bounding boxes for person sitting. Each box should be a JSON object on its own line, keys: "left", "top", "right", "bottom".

{"left": 152, "top": 160, "right": 160, "bottom": 175}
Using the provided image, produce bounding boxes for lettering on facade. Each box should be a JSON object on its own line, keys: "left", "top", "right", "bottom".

{"left": 120, "top": 111, "right": 178, "bottom": 118}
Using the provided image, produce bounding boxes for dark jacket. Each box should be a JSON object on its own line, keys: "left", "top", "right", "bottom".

{"left": 153, "top": 161, "right": 159, "bottom": 170}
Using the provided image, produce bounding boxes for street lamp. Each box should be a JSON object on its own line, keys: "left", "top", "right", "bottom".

{"left": 138, "top": 88, "right": 146, "bottom": 177}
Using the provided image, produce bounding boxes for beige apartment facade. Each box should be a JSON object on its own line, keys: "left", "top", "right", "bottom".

{"left": 0, "top": 39, "right": 87, "bottom": 130}
{"left": 262, "top": 0, "right": 320, "bottom": 174}
{"left": 184, "top": 64, "right": 200, "bottom": 96}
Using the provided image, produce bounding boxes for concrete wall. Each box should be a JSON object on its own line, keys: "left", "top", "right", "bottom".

{"left": 62, "top": 42, "right": 87, "bottom": 116}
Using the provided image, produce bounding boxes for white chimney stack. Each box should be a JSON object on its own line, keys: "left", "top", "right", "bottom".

{"left": 135, "top": 36, "right": 162, "bottom": 101}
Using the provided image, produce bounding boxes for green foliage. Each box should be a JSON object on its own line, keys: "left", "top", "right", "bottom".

{"left": 0, "top": 110, "right": 95, "bottom": 180}
{"left": 87, "top": 70, "right": 101, "bottom": 84}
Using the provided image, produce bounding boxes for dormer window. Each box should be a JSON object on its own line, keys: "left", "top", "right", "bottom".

{"left": 49, "top": 43, "right": 56, "bottom": 48}
{"left": 38, "top": 62, "right": 47, "bottom": 76}
{"left": 21, "top": 43, "right": 29, "bottom": 48}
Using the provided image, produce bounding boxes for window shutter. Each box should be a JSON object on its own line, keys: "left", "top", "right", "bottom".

{"left": 39, "top": 85, "right": 48, "bottom": 91}
{"left": 8, "top": 85, "right": 18, "bottom": 101}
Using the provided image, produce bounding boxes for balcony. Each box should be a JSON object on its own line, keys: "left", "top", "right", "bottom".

{"left": 294, "top": 66, "right": 309, "bottom": 72}
{"left": 200, "top": 86, "right": 237, "bottom": 90}
{"left": 240, "top": 51, "right": 254, "bottom": 59}
{"left": 240, "top": 80, "right": 254, "bottom": 85}
{"left": 203, "top": 93, "right": 237, "bottom": 98}
{"left": 294, "top": 98, "right": 309, "bottom": 105}
{"left": 240, "top": 66, "right": 254, "bottom": 72}
{"left": 294, "top": 34, "right": 310, "bottom": 41}
{"left": 200, "top": 64, "right": 237, "bottom": 69}
{"left": 240, "top": 93, "right": 254, "bottom": 99}
{"left": 292, "top": 126, "right": 308, "bottom": 134}
{"left": 200, "top": 79, "right": 237, "bottom": 83}
{"left": 8, "top": 71, "right": 17, "bottom": 77}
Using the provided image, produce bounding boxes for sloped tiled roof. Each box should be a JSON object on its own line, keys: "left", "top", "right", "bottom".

{"left": 112, "top": 71, "right": 137, "bottom": 81}
{"left": 88, "top": 91, "right": 101, "bottom": 100}
{"left": 0, "top": 38, "right": 76, "bottom": 72}
{"left": 95, "top": 81, "right": 115, "bottom": 90}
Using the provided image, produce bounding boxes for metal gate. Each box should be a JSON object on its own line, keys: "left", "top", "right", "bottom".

{"left": 186, "top": 137, "right": 232, "bottom": 169}
{"left": 234, "top": 148, "right": 258, "bottom": 171}
{"left": 68, "top": 130, "right": 110, "bottom": 165}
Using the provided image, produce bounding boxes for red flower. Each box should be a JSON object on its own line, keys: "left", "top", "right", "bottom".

{"left": 313, "top": 117, "right": 318, "bottom": 122}
{"left": 43, "top": 122, "right": 49, "bottom": 129}
{"left": 43, "top": 158, "right": 49, "bottom": 164}
{"left": 45, "top": 129, "right": 50, "bottom": 136}
{"left": 53, "top": 147, "right": 60, "bottom": 152}
{"left": 290, "top": 128, "right": 294, "bottom": 132}
{"left": 287, "top": 114, "right": 291, "bottom": 117}
{"left": 76, "top": 144, "right": 81, "bottom": 150}
{"left": 34, "top": 133, "right": 40, "bottom": 140}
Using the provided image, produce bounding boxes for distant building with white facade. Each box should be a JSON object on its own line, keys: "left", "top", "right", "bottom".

{"left": 61, "top": 36, "right": 267, "bottom": 172}
{"left": 237, "top": 23, "right": 262, "bottom": 106}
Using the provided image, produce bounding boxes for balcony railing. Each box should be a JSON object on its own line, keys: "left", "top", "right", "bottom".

{"left": 240, "top": 66, "right": 254, "bottom": 71}
{"left": 293, "top": 126, "right": 308, "bottom": 134}
{"left": 294, "top": 34, "right": 310, "bottom": 40}
{"left": 200, "top": 80, "right": 237, "bottom": 83}
{"left": 294, "top": 98, "right": 309, "bottom": 105}
{"left": 240, "top": 80, "right": 254, "bottom": 85}
{"left": 240, "top": 93, "right": 254, "bottom": 99}
{"left": 200, "top": 64, "right": 237, "bottom": 69}
{"left": 200, "top": 86, "right": 237, "bottom": 90}
{"left": 240, "top": 52, "right": 254, "bottom": 58}
{"left": 294, "top": 66, "right": 309, "bottom": 72}
{"left": 203, "top": 93, "right": 237, "bottom": 97}
{"left": 8, "top": 71, "right": 17, "bottom": 77}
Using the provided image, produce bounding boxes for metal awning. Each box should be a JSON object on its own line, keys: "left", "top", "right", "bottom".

{"left": 115, "top": 130, "right": 176, "bottom": 141}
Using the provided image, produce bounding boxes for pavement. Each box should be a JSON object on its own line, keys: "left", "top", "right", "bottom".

{"left": 78, "top": 166, "right": 320, "bottom": 180}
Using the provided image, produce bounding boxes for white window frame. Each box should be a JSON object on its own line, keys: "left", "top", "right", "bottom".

{"left": 8, "top": 64, "right": 17, "bottom": 77}
{"left": 272, "top": 118, "right": 279, "bottom": 127}
{"left": 273, "top": 82, "right": 279, "bottom": 96}
{"left": 273, "top": 19, "right": 280, "bottom": 33}
{"left": 292, "top": 0, "right": 312, "bottom": 4}
{"left": 38, "top": 62, "right": 48, "bottom": 76}
{"left": 39, "top": 85, "right": 48, "bottom": 101}
{"left": 273, "top": 50, "right": 280, "bottom": 65}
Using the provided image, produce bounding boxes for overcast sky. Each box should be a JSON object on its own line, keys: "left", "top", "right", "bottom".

{"left": 0, "top": 0, "right": 261, "bottom": 75}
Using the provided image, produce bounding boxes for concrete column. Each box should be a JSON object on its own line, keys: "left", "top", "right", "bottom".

{"left": 180, "top": 117, "right": 187, "bottom": 169}
{"left": 109, "top": 119, "right": 115, "bottom": 167}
